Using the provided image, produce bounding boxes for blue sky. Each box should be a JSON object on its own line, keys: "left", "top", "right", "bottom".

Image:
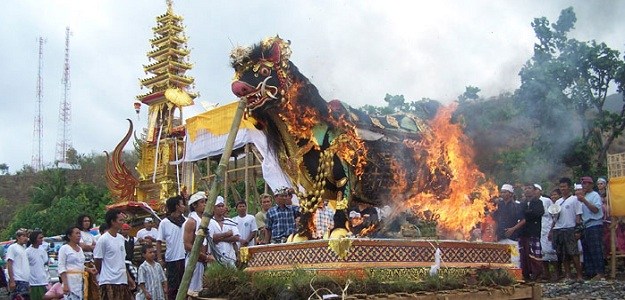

{"left": 1, "top": 0, "right": 624, "bottom": 173}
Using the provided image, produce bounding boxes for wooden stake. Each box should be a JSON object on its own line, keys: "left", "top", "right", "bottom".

{"left": 175, "top": 99, "right": 246, "bottom": 300}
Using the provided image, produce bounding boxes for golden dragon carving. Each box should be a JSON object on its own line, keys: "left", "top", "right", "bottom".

{"left": 105, "top": 119, "right": 139, "bottom": 203}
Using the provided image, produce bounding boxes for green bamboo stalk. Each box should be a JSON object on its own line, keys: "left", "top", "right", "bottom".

{"left": 176, "top": 99, "right": 247, "bottom": 300}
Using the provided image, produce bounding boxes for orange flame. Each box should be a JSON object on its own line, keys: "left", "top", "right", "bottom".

{"left": 396, "top": 104, "right": 496, "bottom": 239}
{"left": 327, "top": 111, "right": 368, "bottom": 178}
{"left": 280, "top": 81, "right": 320, "bottom": 141}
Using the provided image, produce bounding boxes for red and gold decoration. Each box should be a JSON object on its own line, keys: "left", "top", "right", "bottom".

{"left": 105, "top": 1, "right": 196, "bottom": 211}
{"left": 242, "top": 239, "right": 520, "bottom": 281}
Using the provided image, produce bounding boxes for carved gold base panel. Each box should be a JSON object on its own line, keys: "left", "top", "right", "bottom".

{"left": 243, "top": 239, "right": 521, "bottom": 280}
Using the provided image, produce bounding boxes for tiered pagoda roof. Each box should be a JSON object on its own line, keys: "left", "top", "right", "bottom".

{"left": 136, "top": 2, "right": 196, "bottom": 105}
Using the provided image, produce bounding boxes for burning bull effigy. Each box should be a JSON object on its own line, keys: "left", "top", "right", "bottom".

{"left": 230, "top": 36, "right": 496, "bottom": 240}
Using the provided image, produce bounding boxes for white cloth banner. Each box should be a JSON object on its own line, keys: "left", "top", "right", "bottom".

{"left": 183, "top": 128, "right": 299, "bottom": 204}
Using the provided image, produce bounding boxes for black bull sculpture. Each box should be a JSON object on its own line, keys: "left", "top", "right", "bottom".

{"left": 229, "top": 36, "right": 453, "bottom": 220}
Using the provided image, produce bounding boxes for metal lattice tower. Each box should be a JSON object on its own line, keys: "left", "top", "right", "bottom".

{"left": 56, "top": 27, "right": 72, "bottom": 163}
{"left": 31, "top": 37, "right": 45, "bottom": 171}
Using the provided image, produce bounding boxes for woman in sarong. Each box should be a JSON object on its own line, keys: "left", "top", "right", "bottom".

{"left": 58, "top": 226, "right": 97, "bottom": 300}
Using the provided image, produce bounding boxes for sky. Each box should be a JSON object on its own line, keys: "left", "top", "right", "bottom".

{"left": 1, "top": 0, "right": 624, "bottom": 173}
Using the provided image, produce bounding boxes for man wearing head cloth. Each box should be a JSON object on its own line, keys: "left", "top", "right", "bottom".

{"left": 577, "top": 176, "right": 605, "bottom": 280}
{"left": 534, "top": 183, "right": 557, "bottom": 281}
{"left": 492, "top": 184, "right": 524, "bottom": 242}
{"left": 208, "top": 196, "right": 240, "bottom": 266}
{"left": 183, "top": 191, "right": 214, "bottom": 293}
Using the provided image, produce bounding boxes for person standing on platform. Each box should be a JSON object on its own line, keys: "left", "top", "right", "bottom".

{"left": 156, "top": 196, "right": 187, "bottom": 300}
{"left": 233, "top": 201, "right": 258, "bottom": 248}
{"left": 7, "top": 229, "right": 30, "bottom": 300}
{"left": 26, "top": 229, "right": 48, "bottom": 300}
{"left": 313, "top": 199, "right": 335, "bottom": 239}
{"left": 94, "top": 208, "right": 136, "bottom": 300}
{"left": 264, "top": 187, "right": 299, "bottom": 244}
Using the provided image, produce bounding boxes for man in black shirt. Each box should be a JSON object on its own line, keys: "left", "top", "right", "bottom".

{"left": 492, "top": 184, "right": 524, "bottom": 242}
{"left": 519, "top": 183, "right": 545, "bottom": 281}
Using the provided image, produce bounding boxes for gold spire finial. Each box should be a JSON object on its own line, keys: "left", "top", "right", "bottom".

{"left": 166, "top": 0, "right": 173, "bottom": 11}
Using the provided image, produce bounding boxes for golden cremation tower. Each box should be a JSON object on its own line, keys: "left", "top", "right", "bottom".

{"left": 105, "top": 1, "right": 196, "bottom": 212}
{"left": 136, "top": 1, "right": 197, "bottom": 207}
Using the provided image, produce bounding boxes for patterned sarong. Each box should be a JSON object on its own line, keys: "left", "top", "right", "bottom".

{"left": 10, "top": 280, "right": 30, "bottom": 300}
{"left": 84, "top": 262, "right": 100, "bottom": 300}
{"left": 99, "top": 284, "right": 133, "bottom": 300}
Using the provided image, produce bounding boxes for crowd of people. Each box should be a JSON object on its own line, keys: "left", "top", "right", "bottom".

{"left": 488, "top": 176, "right": 612, "bottom": 283}
{"left": 6, "top": 177, "right": 617, "bottom": 299}
{"left": 0, "top": 185, "right": 385, "bottom": 300}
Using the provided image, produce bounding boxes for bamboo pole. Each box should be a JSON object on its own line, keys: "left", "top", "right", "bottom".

{"left": 175, "top": 99, "right": 246, "bottom": 300}
{"left": 611, "top": 216, "right": 616, "bottom": 279}
{"left": 245, "top": 143, "right": 250, "bottom": 203}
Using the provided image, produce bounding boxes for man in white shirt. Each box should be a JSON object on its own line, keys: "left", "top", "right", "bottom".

{"left": 26, "top": 229, "right": 49, "bottom": 299}
{"left": 7, "top": 228, "right": 30, "bottom": 299}
{"left": 233, "top": 201, "right": 258, "bottom": 247}
{"left": 136, "top": 217, "right": 159, "bottom": 246}
{"left": 183, "top": 191, "right": 213, "bottom": 293}
{"left": 578, "top": 176, "right": 605, "bottom": 280}
{"left": 94, "top": 208, "right": 136, "bottom": 300}
{"left": 157, "top": 195, "right": 187, "bottom": 299}
{"left": 549, "top": 177, "right": 583, "bottom": 282}
{"left": 209, "top": 196, "right": 240, "bottom": 267}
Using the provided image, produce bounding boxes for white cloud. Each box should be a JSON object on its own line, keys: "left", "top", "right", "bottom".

{"left": 1, "top": 0, "right": 624, "bottom": 172}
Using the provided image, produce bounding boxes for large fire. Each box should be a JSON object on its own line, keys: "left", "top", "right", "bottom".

{"left": 279, "top": 80, "right": 495, "bottom": 239}
{"left": 394, "top": 104, "right": 497, "bottom": 239}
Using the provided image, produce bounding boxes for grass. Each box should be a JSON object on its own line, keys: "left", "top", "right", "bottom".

{"left": 200, "top": 264, "right": 515, "bottom": 299}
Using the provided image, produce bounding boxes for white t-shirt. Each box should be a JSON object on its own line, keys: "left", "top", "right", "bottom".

{"left": 80, "top": 230, "right": 96, "bottom": 262}
{"left": 26, "top": 245, "right": 49, "bottom": 286}
{"left": 208, "top": 218, "right": 239, "bottom": 262}
{"left": 57, "top": 244, "right": 85, "bottom": 274}
{"left": 93, "top": 232, "right": 128, "bottom": 285}
{"left": 136, "top": 228, "right": 159, "bottom": 242}
{"left": 157, "top": 217, "right": 186, "bottom": 262}
{"left": 554, "top": 195, "right": 583, "bottom": 229}
{"left": 6, "top": 243, "right": 30, "bottom": 282}
{"left": 232, "top": 214, "right": 258, "bottom": 247}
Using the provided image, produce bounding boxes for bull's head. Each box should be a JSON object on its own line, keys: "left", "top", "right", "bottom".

{"left": 230, "top": 37, "right": 292, "bottom": 112}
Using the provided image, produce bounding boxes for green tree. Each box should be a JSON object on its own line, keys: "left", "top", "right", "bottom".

{"left": 516, "top": 7, "right": 625, "bottom": 173}
{"left": 31, "top": 169, "right": 68, "bottom": 208}
{"left": 383, "top": 94, "right": 406, "bottom": 113}
{"left": 0, "top": 168, "right": 112, "bottom": 239}
{"left": 458, "top": 86, "right": 481, "bottom": 103}
{"left": 0, "top": 163, "right": 8, "bottom": 175}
